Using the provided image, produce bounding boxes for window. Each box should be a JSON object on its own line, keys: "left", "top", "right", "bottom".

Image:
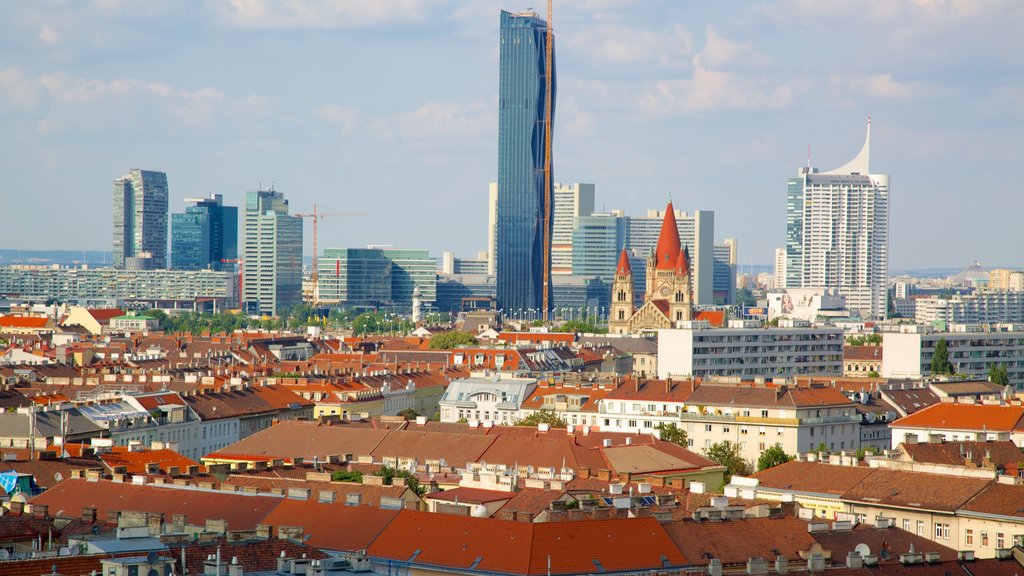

{"left": 966, "top": 529, "right": 974, "bottom": 545}
{"left": 705, "top": 424, "right": 713, "bottom": 432}
{"left": 628, "top": 420, "right": 637, "bottom": 428}
{"left": 759, "top": 442, "right": 766, "bottom": 451}
{"left": 723, "top": 426, "right": 730, "bottom": 433}
{"left": 934, "top": 523, "right": 950, "bottom": 540}
{"left": 917, "top": 521, "right": 925, "bottom": 536}
{"left": 981, "top": 531, "right": 989, "bottom": 547}
{"left": 761, "top": 410, "right": 769, "bottom": 418}
{"left": 903, "top": 519, "right": 910, "bottom": 532}
{"left": 997, "top": 533, "right": 1005, "bottom": 549}
{"left": 740, "top": 426, "right": 749, "bottom": 435}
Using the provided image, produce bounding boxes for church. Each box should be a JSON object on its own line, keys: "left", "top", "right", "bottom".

{"left": 608, "top": 202, "right": 696, "bottom": 335}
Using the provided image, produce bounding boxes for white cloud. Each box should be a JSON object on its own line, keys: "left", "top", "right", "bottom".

{"left": 699, "top": 25, "right": 747, "bottom": 68}
{"left": 39, "top": 25, "right": 59, "bottom": 45}
{"left": 828, "top": 73, "right": 943, "bottom": 101}
{"left": 0, "top": 67, "right": 44, "bottom": 112}
{"left": 211, "top": 0, "right": 444, "bottom": 29}
{"left": 564, "top": 23, "right": 692, "bottom": 68}
{"left": 389, "top": 99, "right": 491, "bottom": 146}
{"left": 315, "top": 104, "right": 361, "bottom": 135}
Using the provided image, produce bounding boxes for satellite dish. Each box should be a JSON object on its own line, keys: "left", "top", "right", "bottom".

{"left": 58, "top": 547, "right": 71, "bottom": 556}
{"left": 10, "top": 493, "right": 27, "bottom": 504}
{"left": 147, "top": 569, "right": 160, "bottom": 576}
{"left": 854, "top": 544, "right": 871, "bottom": 557}
{"left": 0, "top": 549, "right": 9, "bottom": 559}
{"left": 147, "top": 551, "right": 160, "bottom": 564}
{"left": 54, "top": 472, "right": 63, "bottom": 483}
{"left": 92, "top": 525, "right": 100, "bottom": 535}
{"left": 526, "top": 465, "right": 535, "bottom": 475}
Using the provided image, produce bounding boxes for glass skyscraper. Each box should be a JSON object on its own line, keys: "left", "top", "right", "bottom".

{"left": 495, "top": 9, "right": 555, "bottom": 314}
{"left": 317, "top": 247, "right": 436, "bottom": 311}
{"left": 171, "top": 194, "right": 238, "bottom": 271}
{"left": 113, "top": 169, "right": 169, "bottom": 270}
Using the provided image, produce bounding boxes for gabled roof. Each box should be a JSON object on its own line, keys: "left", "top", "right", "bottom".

{"left": 664, "top": 516, "right": 817, "bottom": 566}
{"left": 899, "top": 440, "right": 1022, "bottom": 468}
{"left": 86, "top": 308, "right": 126, "bottom": 323}
{"left": 31, "top": 478, "right": 281, "bottom": 529}
{"left": 615, "top": 248, "right": 632, "bottom": 276}
{"left": 841, "top": 467, "right": 991, "bottom": 512}
{"left": 753, "top": 461, "right": 873, "bottom": 496}
{"left": 261, "top": 499, "right": 400, "bottom": 552}
{"left": 654, "top": 202, "right": 681, "bottom": 271}
{"left": 367, "top": 511, "right": 687, "bottom": 575}
{"left": 0, "top": 316, "right": 52, "bottom": 329}
{"left": 693, "top": 310, "right": 725, "bottom": 327}
{"left": 892, "top": 402, "right": 1024, "bottom": 432}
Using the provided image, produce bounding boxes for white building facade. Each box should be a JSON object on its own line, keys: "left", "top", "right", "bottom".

{"left": 785, "top": 120, "right": 889, "bottom": 320}
{"left": 882, "top": 325, "right": 1024, "bottom": 388}
{"left": 657, "top": 321, "right": 844, "bottom": 380}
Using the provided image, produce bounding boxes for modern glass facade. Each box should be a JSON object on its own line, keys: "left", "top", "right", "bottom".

{"left": 571, "top": 213, "right": 625, "bottom": 280}
{"left": 317, "top": 247, "right": 436, "bottom": 311}
{"left": 112, "top": 169, "right": 169, "bottom": 269}
{"left": 496, "top": 10, "right": 555, "bottom": 314}
{"left": 171, "top": 195, "right": 237, "bottom": 271}
{"left": 242, "top": 190, "right": 303, "bottom": 316}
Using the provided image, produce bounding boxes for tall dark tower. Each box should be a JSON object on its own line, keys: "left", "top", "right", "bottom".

{"left": 495, "top": 9, "right": 555, "bottom": 316}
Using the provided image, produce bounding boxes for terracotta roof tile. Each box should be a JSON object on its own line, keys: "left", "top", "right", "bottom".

{"left": 841, "top": 468, "right": 991, "bottom": 512}
{"left": 754, "top": 461, "right": 874, "bottom": 496}
{"left": 893, "top": 403, "right": 1024, "bottom": 432}
{"left": 262, "top": 499, "right": 400, "bottom": 552}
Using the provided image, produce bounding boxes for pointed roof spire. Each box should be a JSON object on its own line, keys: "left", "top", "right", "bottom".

{"left": 616, "top": 248, "right": 632, "bottom": 276}
{"left": 675, "top": 246, "right": 690, "bottom": 276}
{"left": 823, "top": 115, "right": 871, "bottom": 175}
{"left": 655, "top": 202, "right": 681, "bottom": 271}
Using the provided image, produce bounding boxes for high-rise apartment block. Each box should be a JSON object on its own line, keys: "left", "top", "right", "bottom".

{"left": 495, "top": 9, "right": 555, "bottom": 314}
{"left": 242, "top": 190, "right": 302, "bottom": 316}
{"left": 171, "top": 194, "right": 238, "bottom": 271}
{"left": 713, "top": 238, "right": 737, "bottom": 305}
{"left": 113, "top": 169, "right": 169, "bottom": 270}
{"left": 785, "top": 120, "right": 889, "bottom": 319}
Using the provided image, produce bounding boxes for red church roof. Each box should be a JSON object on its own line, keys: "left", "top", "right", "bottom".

{"left": 616, "top": 248, "right": 632, "bottom": 275}
{"left": 674, "top": 246, "right": 690, "bottom": 276}
{"left": 654, "top": 202, "right": 681, "bottom": 270}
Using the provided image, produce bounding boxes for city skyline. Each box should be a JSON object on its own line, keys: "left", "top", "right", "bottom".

{"left": 0, "top": 2, "right": 1022, "bottom": 269}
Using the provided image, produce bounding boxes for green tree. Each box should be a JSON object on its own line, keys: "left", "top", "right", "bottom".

{"left": 428, "top": 331, "right": 478, "bottom": 349}
{"left": 703, "top": 441, "right": 753, "bottom": 482}
{"left": 373, "top": 465, "right": 425, "bottom": 496}
{"left": 655, "top": 423, "right": 689, "bottom": 447}
{"left": 553, "top": 319, "right": 607, "bottom": 334}
{"left": 397, "top": 408, "right": 421, "bottom": 421}
{"left": 866, "top": 333, "right": 882, "bottom": 346}
{"left": 331, "top": 470, "right": 364, "bottom": 483}
{"left": 989, "top": 364, "right": 1010, "bottom": 386}
{"left": 512, "top": 409, "right": 567, "bottom": 428}
{"left": 930, "top": 338, "right": 953, "bottom": 375}
{"left": 756, "top": 443, "right": 792, "bottom": 472}
{"left": 735, "top": 288, "right": 757, "bottom": 307}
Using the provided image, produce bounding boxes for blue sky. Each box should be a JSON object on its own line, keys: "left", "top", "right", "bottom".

{"left": 0, "top": 0, "right": 1021, "bottom": 269}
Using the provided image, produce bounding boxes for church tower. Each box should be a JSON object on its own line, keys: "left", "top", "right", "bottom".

{"left": 609, "top": 248, "right": 635, "bottom": 334}
{"left": 670, "top": 246, "right": 693, "bottom": 323}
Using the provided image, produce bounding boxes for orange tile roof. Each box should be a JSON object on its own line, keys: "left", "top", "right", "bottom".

{"left": 31, "top": 478, "right": 281, "bottom": 529}
{"left": 0, "top": 316, "right": 51, "bottom": 328}
{"left": 654, "top": 202, "right": 681, "bottom": 271}
{"left": 99, "top": 446, "right": 203, "bottom": 475}
{"left": 693, "top": 310, "right": 725, "bottom": 327}
{"left": 262, "top": 499, "right": 400, "bottom": 552}
{"left": 87, "top": 308, "right": 125, "bottom": 322}
{"left": 367, "top": 510, "right": 687, "bottom": 575}
{"left": 893, "top": 403, "right": 1024, "bottom": 432}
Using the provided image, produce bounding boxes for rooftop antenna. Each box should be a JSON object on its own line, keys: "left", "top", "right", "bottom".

{"left": 807, "top": 144, "right": 811, "bottom": 169}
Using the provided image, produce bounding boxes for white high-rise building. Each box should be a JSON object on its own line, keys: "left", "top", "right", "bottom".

{"left": 785, "top": 119, "right": 889, "bottom": 319}
{"left": 242, "top": 189, "right": 303, "bottom": 316}
{"left": 773, "top": 248, "right": 786, "bottom": 290}
{"left": 551, "top": 182, "right": 595, "bottom": 275}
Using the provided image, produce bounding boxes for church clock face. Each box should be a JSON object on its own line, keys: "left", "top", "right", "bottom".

{"left": 660, "top": 285, "right": 670, "bottom": 297}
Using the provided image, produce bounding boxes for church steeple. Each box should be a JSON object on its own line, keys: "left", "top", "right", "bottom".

{"left": 654, "top": 202, "right": 681, "bottom": 270}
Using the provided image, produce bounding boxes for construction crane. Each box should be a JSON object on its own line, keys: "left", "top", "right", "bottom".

{"left": 541, "top": 0, "right": 554, "bottom": 322}
{"left": 293, "top": 205, "right": 366, "bottom": 308}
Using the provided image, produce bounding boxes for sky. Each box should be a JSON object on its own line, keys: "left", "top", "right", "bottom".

{"left": 0, "top": 0, "right": 1021, "bottom": 270}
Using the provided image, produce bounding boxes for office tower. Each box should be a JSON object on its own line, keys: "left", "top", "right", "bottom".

{"left": 495, "top": 9, "right": 555, "bottom": 314}
{"left": 623, "top": 208, "right": 714, "bottom": 305}
{"left": 785, "top": 119, "right": 889, "bottom": 319}
{"left": 171, "top": 194, "right": 238, "bottom": 271}
{"left": 242, "top": 189, "right": 303, "bottom": 316}
{"left": 112, "top": 169, "right": 169, "bottom": 270}
{"left": 317, "top": 247, "right": 436, "bottom": 310}
{"left": 552, "top": 182, "right": 595, "bottom": 275}
{"left": 713, "top": 238, "right": 737, "bottom": 304}
{"left": 570, "top": 211, "right": 624, "bottom": 279}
